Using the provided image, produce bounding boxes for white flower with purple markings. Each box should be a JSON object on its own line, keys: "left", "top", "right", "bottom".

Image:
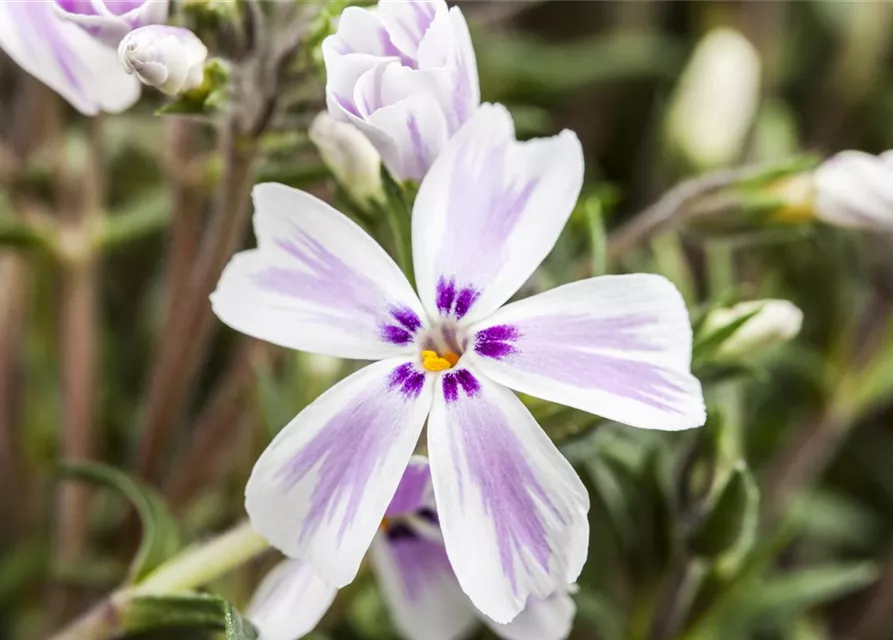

{"left": 211, "top": 104, "right": 706, "bottom": 623}
{"left": 53, "top": 0, "right": 170, "bottom": 48}
{"left": 248, "top": 458, "right": 576, "bottom": 640}
{"left": 0, "top": 0, "right": 161, "bottom": 115}
{"left": 814, "top": 150, "right": 893, "bottom": 230}
{"left": 323, "top": 0, "right": 479, "bottom": 182}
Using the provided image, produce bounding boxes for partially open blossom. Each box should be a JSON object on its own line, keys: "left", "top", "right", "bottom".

{"left": 666, "top": 28, "right": 761, "bottom": 168}
{"left": 309, "top": 112, "right": 384, "bottom": 207}
{"left": 0, "top": 0, "right": 140, "bottom": 115}
{"left": 248, "top": 458, "right": 576, "bottom": 640}
{"left": 814, "top": 150, "right": 893, "bottom": 230}
{"left": 119, "top": 25, "right": 208, "bottom": 96}
{"left": 703, "top": 299, "right": 803, "bottom": 359}
{"left": 53, "top": 0, "right": 170, "bottom": 48}
{"left": 322, "top": 0, "right": 480, "bottom": 182}
{"left": 212, "top": 104, "right": 705, "bottom": 623}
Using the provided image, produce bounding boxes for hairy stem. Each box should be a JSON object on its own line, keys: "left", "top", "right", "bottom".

{"left": 136, "top": 120, "right": 257, "bottom": 482}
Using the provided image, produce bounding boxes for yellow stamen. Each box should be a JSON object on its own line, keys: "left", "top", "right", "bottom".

{"left": 421, "top": 349, "right": 460, "bottom": 372}
{"left": 380, "top": 516, "right": 390, "bottom": 531}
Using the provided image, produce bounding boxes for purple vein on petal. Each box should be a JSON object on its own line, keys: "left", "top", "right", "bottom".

{"left": 278, "top": 365, "right": 424, "bottom": 545}
{"left": 252, "top": 225, "right": 418, "bottom": 344}
{"left": 508, "top": 313, "right": 686, "bottom": 413}
{"left": 447, "top": 387, "right": 564, "bottom": 595}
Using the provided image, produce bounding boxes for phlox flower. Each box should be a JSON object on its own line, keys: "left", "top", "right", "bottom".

{"left": 211, "top": 104, "right": 706, "bottom": 623}
{"left": 323, "top": 0, "right": 479, "bottom": 182}
{"left": 247, "top": 458, "right": 575, "bottom": 640}
{"left": 0, "top": 0, "right": 169, "bottom": 115}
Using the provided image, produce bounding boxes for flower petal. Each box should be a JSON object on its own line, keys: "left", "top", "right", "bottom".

{"left": 371, "top": 533, "right": 478, "bottom": 640}
{"left": 427, "top": 368, "right": 590, "bottom": 623}
{"left": 376, "top": 0, "right": 441, "bottom": 62}
{"left": 386, "top": 455, "right": 436, "bottom": 518}
{"left": 0, "top": 1, "right": 140, "bottom": 115}
{"left": 468, "top": 275, "right": 706, "bottom": 431}
{"left": 211, "top": 183, "right": 426, "bottom": 360}
{"left": 483, "top": 591, "right": 576, "bottom": 640}
{"left": 54, "top": 0, "right": 170, "bottom": 48}
{"left": 411, "top": 104, "right": 584, "bottom": 325}
{"left": 245, "top": 358, "right": 433, "bottom": 588}
{"left": 416, "top": 5, "right": 479, "bottom": 128}
{"left": 247, "top": 559, "right": 336, "bottom": 640}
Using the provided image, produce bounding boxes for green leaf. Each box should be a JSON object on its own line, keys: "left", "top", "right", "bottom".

{"left": 155, "top": 60, "right": 230, "bottom": 117}
{"left": 58, "top": 462, "right": 181, "bottom": 584}
{"left": 123, "top": 594, "right": 258, "bottom": 639}
{"left": 742, "top": 562, "right": 878, "bottom": 625}
{"left": 689, "top": 462, "right": 759, "bottom": 558}
{"left": 583, "top": 196, "right": 607, "bottom": 277}
{"left": 692, "top": 309, "right": 761, "bottom": 363}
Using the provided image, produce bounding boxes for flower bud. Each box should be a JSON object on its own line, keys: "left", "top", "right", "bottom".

{"left": 703, "top": 300, "right": 803, "bottom": 359}
{"left": 814, "top": 150, "right": 893, "bottom": 230}
{"left": 309, "top": 113, "right": 384, "bottom": 208}
{"left": 666, "top": 28, "right": 761, "bottom": 169}
{"left": 118, "top": 25, "right": 208, "bottom": 96}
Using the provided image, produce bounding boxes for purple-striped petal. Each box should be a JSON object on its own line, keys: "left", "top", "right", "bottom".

{"left": 468, "top": 275, "right": 706, "bottom": 431}
{"left": 386, "top": 455, "right": 436, "bottom": 519}
{"left": 371, "top": 531, "right": 477, "bottom": 640}
{"left": 211, "top": 183, "right": 426, "bottom": 361}
{"left": 245, "top": 358, "right": 434, "bottom": 588}
{"left": 411, "top": 104, "right": 584, "bottom": 325}
{"left": 427, "top": 368, "right": 589, "bottom": 624}
{"left": 322, "top": 1, "right": 479, "bottom": 182}
{"left": 247, "top": 559, "right": 336, "bottom": 640}
{"left": 484, "top": 591, "right": 576, "bottom": 640}
{"left": 54, "top": 0, "right": 170, "bottom": 48}
{"left": 0, "top": 0, "right": 140, "bottom": 115}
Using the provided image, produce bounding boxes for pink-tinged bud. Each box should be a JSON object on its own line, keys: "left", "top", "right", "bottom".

{"left": 119, "top": 25, "right": 208, "bottom": 96}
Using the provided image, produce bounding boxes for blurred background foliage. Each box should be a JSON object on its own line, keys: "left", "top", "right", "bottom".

{"left": 1, "top": 1, "right": 893, "bottom": 639}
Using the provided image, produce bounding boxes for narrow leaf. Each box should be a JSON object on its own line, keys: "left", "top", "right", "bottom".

{"left": 124, "top": 594, "right": 258, "bottom": 640}
{"left": 58, "top": 462, "right": 181, "bottom": 583}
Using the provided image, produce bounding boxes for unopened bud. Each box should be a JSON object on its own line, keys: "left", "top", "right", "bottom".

{"left": 118, "top": 26, "right": 208, "bottom": 96}
{"left": 666, "top": 28, "right": 761, "bottom": 169}
{"left": 309, "top": 112, "right": 384, "bottom": 208}
{"left": 704, "top": 300, "right": 803, "bottom": 359}
{"left": 814, "top": 150, "right": 893, "bottom": 230}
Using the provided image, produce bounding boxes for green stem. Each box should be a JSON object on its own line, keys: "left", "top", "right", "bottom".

{"left": 48, "top": 520, "right": 270, "bottom": 640}
{"left": 134, "top": 520, "right": 269, "bottom": 595}
{"left": 384, "top": 198, "right": 414, "bottom": 286}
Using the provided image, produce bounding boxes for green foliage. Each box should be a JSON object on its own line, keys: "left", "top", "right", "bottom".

{"left": 688, "top": 463, "right": 759, "bottom": 558}
{"left": 123, "top": 594, "right": 258, "bottom": 639}
{"left": 57, "top": 462, "right": 181, "bottom": 584}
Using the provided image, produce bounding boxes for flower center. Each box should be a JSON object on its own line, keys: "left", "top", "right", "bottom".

{"left": 421, "top": 349, "right": 459, "bottom": 372}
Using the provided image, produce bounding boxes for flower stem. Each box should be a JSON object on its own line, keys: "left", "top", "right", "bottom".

{"left": 48, "top": 520, "right": 270, "bottom": 640}
{"left": 134, "top": 520, "right": 270, "bottom": 595}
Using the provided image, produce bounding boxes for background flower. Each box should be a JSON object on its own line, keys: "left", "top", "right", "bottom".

{"left": 247, "top": 458, "right": 576, "bottom": 640}
{"left": 0, "top": 0, "right": 140, "bottom": 114}
{"left": 53, "top": 0, "right": 170, "bottom": 48}
{"left": 322, "top": 0, "right": 479, "bottom": 182}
